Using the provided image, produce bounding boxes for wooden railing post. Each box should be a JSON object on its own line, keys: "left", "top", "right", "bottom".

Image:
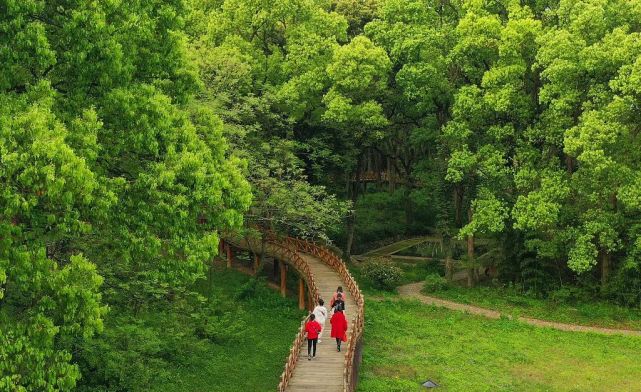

{"left": 280, "top": 261, "right": 287, "bottom": 297}
{"left": 298, "top": 278, "right": 305, "bottom": 310}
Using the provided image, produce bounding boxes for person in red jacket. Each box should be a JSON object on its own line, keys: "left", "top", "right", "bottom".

{"left": 330, "top": 307, "right": 348, "bottom": 352}
{"left": 305, "top": 313, "right": 322, "bottom": 360}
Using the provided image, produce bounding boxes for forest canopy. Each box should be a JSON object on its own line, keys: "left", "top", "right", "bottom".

{"left": 1, "top": 0, "right": 641, "bottom": 390}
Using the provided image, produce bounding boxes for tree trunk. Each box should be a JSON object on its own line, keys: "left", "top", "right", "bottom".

{"left": 376, "top": 153, "right": 382, "bottom": 188}
{"left": 253, "top": 252, "right": 260, "bottom": 274}
{"left": 467, "top": 233, "right": 475, "bottom": 288}
{"left": 218, "top": 238, "right": 224, "bottom": 258}
{"left": 345, "top": 155, "right": 364, "bottom": 258}
{"left": 346, "top": 211, "right": 356, "bottom": 259}
{"left": 565, "top": 154, "right": 575, "bottom": 174}
{"left": 453, "top": 187, "right": 463, "bottom": 228}
{"left": 466, "top": 208, "right": 475, "bottom": 288}
{"left": 273, "top": 259, "right": 279, "bottom": 281}
{"left": 445, "top": 239, "right": 454, "bottom": 282}
{"left": 601, "top": 250, "right": 611, "bottom": 289}
{"left": 387, "top": 157, "right": 395, "bottom": 192}
{"left": 226, "top": 243, "right": 232, "bottom": 268}
{"left": 298, "top": 278, "right": 305, "bottom": 310}
{"left": 403, "top": 187, "right": 413, "bottom": 227}
{"left": 280, "top": 262, "right": 287, "bottom": 298}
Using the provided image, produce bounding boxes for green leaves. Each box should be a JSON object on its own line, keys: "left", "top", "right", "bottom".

{"left": 1, "top": 1, "right": 252, "bottom": 389}
{"left": 513, "top": 169, "right": 570, "bottom": 231}
{"left": 0, "top": 250, "right": 105, "bottom": 391}
{"left": 0, "top": 83, "right": 99, "bottom": 242}
{"left": 326, "top": 36, "right": 390, "bottom": 95}
{"left": 53, "top": 254, "right": 106, "bottom": 338}
{"left": 450, "top": 11, "right": 502, "bottom": 84}
{"left": 322, "top": 35, "right": 391, "bottom": 137}
{"left": 445, "top": 147, "right": 476, "bottom": 183}
{"left": 460, "top": 189, "right": 510, "bottom": 238}
{"left": 0, "top": 90, "right": 102, "bottom": 386}
{"left": 244, "top": 137, "right": 350, "bottom": 241}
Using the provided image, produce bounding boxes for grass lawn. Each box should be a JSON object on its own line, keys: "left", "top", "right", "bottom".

{"left": 349, "top": 259, "right": 444, "bottom": 297}
{"left": 154, "top": 267, "right": 304, "bottom": 392}
{"left": 350, "top": 256, "right": 641, "bottom": 330}
{"left": 423, "top": 285, "right": 641, "bottom": 331}
{"left": 359, "top": 299, "right": 641, "bottom": 392}
{"left": 78, "top": 266, "right": 304, "bottom": 392}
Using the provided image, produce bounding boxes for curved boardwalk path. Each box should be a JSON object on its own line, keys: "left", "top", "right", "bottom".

{"left": 399, "top": 282, "right": 641, "bottom": 336}
{"left": 224, "top": 235, "right": 364, "bottom": 392}
{"left": 287, "top": 253, "right": 357, "bottom": 392}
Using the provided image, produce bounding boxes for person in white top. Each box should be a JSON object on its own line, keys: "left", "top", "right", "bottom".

{"left": 312, "top": 299, "right": 328, "bottom": 343}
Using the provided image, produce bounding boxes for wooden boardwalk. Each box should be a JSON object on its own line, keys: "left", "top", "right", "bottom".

{"left": 286, "top": 253, "right": 357, "bottom": 392}
{"left": 223, "top": 235, "right": 364, "bottom": 392}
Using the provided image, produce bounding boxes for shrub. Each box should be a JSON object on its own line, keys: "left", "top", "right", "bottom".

{"left": 76, "top": 315, "right": 176, "bottom": 391}
{"left": 234, "top": 276, "right": 268, "bottom": 300}
{"left": 423, "top": 273, "right": 448, "bottom": 293}
{"left": 195, "top": 312, "right": 247, "bottom": 344}
{"left": 604, "top": 259, "right": 641, "bottom": 307}
{"left": 548, "top": 286, "right": 591, "bottom": 305}
{"left": 361, "top": 258, "right": 403, "bottom": 291}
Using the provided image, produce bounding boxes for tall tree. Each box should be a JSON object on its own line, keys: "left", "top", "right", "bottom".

{"left": 321, "top": 35, "right": 392, "bottom": 256}
{"left": 0, "top": 84, "right": 106, "bottom": 391}
{"left": 366, "top": 0, "right": 457, "bottom": 227}
{"left": 1, "top": 1, "right": 250, "bottom": 388}
{"left": 513, "top": 0, "right": 641, "bottom": 289}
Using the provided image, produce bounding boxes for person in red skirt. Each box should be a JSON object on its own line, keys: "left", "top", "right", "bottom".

{"left": 330, "top": 305, "right": 348, "bottom": 352}
{"left": 305, "top": 313, "right": 322, "bottom": 360}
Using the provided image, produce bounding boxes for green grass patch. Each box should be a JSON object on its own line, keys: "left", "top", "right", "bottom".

{"left": 78, "top": 266, "right": 304, "bottom": 392}
{"left": 398, "top": 260, "right": 445, "bottom": 286}
{"left": 154, "top": 268, "right": 305, "bottom": 392}
{"left": 422, "top": 284, "right": 641, "bottom": 330}
{"left": 349, "top": 259, "right": 444, "bottom": 297}
{"left": 359, "top": 299, "right": 641, "bottom": 391}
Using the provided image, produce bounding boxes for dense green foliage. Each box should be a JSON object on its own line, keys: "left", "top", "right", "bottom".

{"left": 4, "top": 0, "right": 641, "bottom": 389}
{"left": 76, "top": 266, "right": 303, "bottom": 392}
{"left": 183, "top": 0, "right": 641, "bottom": 303}
{"left": 360, "top": 299, "right": 641, "bottom": 391}
{"left": 360, "top": 258, "right": 403, "bottom": 290}
{"left": 0, "top": 1, "right": 251, "bottom": 389}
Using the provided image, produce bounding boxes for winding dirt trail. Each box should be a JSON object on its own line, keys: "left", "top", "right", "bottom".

{"left": 397, "top": 282, "right": 641, "bottom": 336}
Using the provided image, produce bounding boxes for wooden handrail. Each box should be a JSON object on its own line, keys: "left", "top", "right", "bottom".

{"left": 224, "top": 232, "right": 364, "bottom": 392}
{"left": 224, "top": 235, "right": 320, "bottom": 391}
{"left": 267, "top": 240, "right": 321, "bottom": 392}
{"left": 269, "top": 234, "right": 365, "bottom": 392}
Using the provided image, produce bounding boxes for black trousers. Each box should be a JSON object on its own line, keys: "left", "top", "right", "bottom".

{"left": 336, "top": 338, "right": 342, "bottom": 347}
{"left": 307, "top": 338, "right": 318, "bottom": 356}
